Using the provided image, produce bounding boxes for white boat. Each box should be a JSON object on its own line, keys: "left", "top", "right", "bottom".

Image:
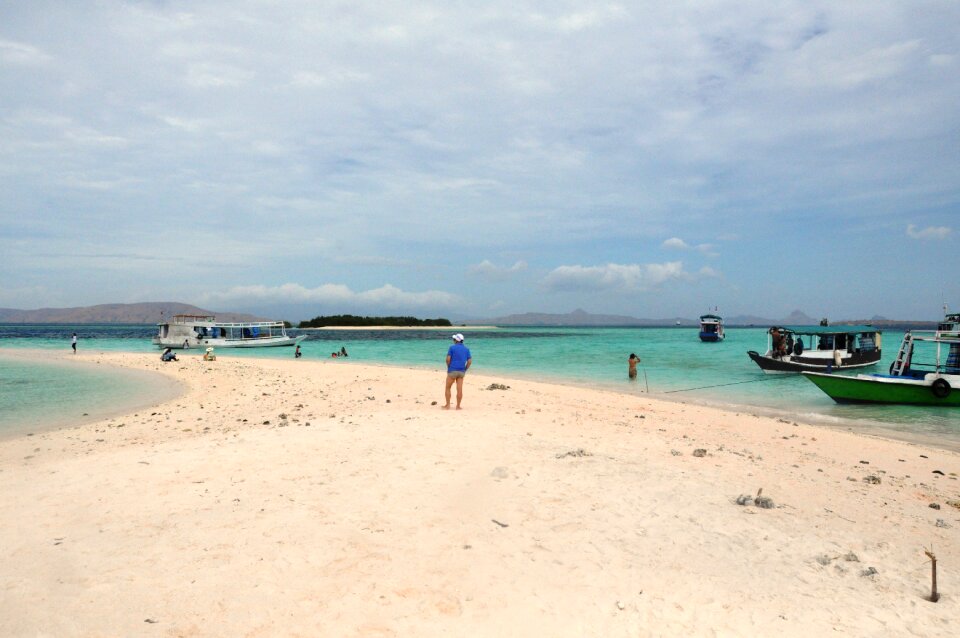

{"left": 698, "top": 313, "right": 724, "bottom": 342}
{"left": 152, "top": 314, "right": 306, "bottom": 349}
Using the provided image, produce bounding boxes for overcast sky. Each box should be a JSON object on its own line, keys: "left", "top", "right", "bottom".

{"left": 1, "top": 1, "right": 957, "bottom": 321}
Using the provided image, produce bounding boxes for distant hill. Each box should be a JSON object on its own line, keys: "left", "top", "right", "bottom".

{"left": 0, "top": 302, "right": 265, "bottom": 324}
{"left": 727, "top": 309, "right": 818, "bottom": 326}
{"left": 470, "top": 308, "right": 908, "bottom": 327}
{"left": 478, "top": 308, "right": 680, "bottom": 327}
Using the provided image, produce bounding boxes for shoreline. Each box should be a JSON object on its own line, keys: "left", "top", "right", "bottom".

{"left": 1, "top": 352, "right": 956, "bottom": 635}
{"left": 3, "top": 345, "right": 958, "bottom": 453}
{"left": 0, "top": 349, "right": 184, "bottom": 440}
{"left": 297, "top": 325, "right": 500, "bottom": 331}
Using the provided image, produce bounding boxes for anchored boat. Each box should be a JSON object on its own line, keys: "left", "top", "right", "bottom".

{"left": 698, "top": 314, "right": 725, "bottom": 342}
{"left": 747, "top": 324, "right": 882, "bottom": 373}
{"left": 152, "top": 314, "right": 306, "bottom": 349}
{"left": 803, "top": 313, "right": 960, "bottom": 405}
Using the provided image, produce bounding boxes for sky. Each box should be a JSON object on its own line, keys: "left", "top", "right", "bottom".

{"left": 1, "top": 1, "right": 958, "bottom": 322}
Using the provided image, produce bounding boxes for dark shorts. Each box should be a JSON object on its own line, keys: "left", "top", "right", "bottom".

{"left": 447, "top": 370, "right": 466, "bottom": 379}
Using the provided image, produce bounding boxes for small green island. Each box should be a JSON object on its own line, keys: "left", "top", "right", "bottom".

{"left": 298, "top": 314, "right": 452, "bottom": 328}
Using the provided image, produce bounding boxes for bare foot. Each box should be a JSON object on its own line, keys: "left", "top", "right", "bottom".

{"left": 441, "top": 404, "right": 450, "bottom": 410}
{"left": 456, "top": 406, "right": 462, "bottom": 410}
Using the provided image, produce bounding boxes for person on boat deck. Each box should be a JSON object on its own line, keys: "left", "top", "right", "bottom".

{"left": 770, "top": 328, "right": 787, "bottom": 358}
{"left": 161, "top": 348, "right": 178, "bottom": 362}
{"left": 628, "top": 353, "right": 640, "bottom": 380}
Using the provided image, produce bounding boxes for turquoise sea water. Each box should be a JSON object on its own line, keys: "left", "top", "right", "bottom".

{"left": 0, "top": 352, "right": 182, "bottom": 439}
{"left": 1, "top": 323, "right": 958, "bottom": 448}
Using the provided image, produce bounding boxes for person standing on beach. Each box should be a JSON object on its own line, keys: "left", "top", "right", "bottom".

{"left": 71, "top": 333, "right": 77, "bottom": 354}
{"left": 628, "top": 353, "right": 640, "bottom": 379}
{"left": 443, "top": 333, "right": 471, "bottom": 410}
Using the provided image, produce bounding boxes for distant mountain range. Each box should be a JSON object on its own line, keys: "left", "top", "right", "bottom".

{"left": 0, "top": 303, "right": 939, "bottom": 328}
{"left": 473, "top": 308, "right": 937, "bottom": 328}
{"left": 0, "top": 302, "right": 264, "bottom": 324}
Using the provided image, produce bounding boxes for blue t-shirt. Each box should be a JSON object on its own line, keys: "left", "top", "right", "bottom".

{"left": 447, "top": 343, "right": 471, "bottom": 372}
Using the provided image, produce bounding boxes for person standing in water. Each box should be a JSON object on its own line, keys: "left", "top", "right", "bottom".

{"left": 443, "top": 333, "right": 471, "bottom": 410}
{"left": 628, "top": 353, "right": 640, "bottom": 379}
{"left": 71, "top": 333, "right": 77, "bottom": 354}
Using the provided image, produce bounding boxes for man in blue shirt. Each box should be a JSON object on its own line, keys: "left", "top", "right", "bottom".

{"left": 444, "top": 333, "right": 472, "bottom": 410}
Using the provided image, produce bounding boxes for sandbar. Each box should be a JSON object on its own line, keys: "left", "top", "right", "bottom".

{"left": 0, "top": 351, "right": 956, "bottom": 636}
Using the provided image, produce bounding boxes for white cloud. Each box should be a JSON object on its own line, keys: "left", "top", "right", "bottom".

{"left": 695, "top": 243, "right": 720, "bottom": 257}
{"left": 907, "top": 224, "right": 951, "bottom": 240}
{"left": 698, "top": 266, "right": 721, "bottom": 278}
{"left": 185, "top": 62, "right": 254, "bottom": 88}
{"left": 1, "top": 2, "right": 958, "bottom": 318}
{"left": 206, "top": 283, "right": 459, "bottom": 309}
{"left": 662, "top": 237, "right": 690, "bottom": 250}
{"left": 159, "top": 115, "right": 208, "bottom": 133}
{"left": 468, "top": 259, "right": 527, "bottom": 281}
{"left": 543, "top": 262, "right": 690, "bottom": 292}
{"left": 0, "top": 38, "right": 51, "bottom": 65}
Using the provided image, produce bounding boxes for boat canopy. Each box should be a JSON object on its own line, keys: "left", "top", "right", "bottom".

{"left": 700, "top": 314, "right": 722, "bottom": 321}
{"left": 779, "top": 325, "right": 879, "bottom": 335}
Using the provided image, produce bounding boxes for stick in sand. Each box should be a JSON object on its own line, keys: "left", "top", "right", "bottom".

{"left": 925, "top": 549, "right": 939, "bottom": 603}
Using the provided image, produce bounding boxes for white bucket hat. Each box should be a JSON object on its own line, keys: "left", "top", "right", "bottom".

{"left": 452, "top": 333, "right": 464, "bottom": 342}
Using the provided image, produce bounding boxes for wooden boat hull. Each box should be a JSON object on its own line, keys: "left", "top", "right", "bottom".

{"left": 802, "top": 372, "right": 960, "bottom": 406}
{"left": 152, "top": 334, "right": 306, "bottom": 349}
{"left": 747, "top": 349, "right": 881, "bottom": 374}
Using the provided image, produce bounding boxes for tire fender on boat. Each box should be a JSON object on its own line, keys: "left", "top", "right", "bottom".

{"left": 833, "top": 350, "right": 842, "bottom": 367}
{"left": 931, "top": 378, "right": 951, "bottom": 399}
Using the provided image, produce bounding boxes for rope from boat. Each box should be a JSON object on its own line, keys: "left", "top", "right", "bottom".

{"left": 662, "top": 375, "right": 793, "bottom": 394}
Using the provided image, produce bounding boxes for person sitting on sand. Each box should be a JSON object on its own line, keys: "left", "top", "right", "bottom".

{"left": 161, "top": 348, "right": 178, "bottom": 362}
{"left": 628, "top": 353, "right": 640, "bottom": 380}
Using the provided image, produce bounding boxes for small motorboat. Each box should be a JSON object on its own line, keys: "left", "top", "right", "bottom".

{"left": 747, "top": 323, "right": 882, "bottom": 373}
{"left": 698, "top": 314, "right": 724, "bottom": 342}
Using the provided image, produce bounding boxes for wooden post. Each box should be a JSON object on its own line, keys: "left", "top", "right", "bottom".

{"left": 925, "top": 550, "right": 939, "bottom": 603}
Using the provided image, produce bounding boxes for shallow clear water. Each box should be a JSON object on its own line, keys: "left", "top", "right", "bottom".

{"left": 1, "top": 323, "right": 958, "bottom": 447}
{"left": 0, "top": 352, "right": 181, "bottom": 439}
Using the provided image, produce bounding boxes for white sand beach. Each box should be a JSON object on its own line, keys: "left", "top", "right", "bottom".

{"left": 1, "top": 351, "right": 957, "bottom": 637}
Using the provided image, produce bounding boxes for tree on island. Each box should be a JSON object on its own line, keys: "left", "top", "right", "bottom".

{"left": 298, "top": 314, "right": 452, "bottom": 328}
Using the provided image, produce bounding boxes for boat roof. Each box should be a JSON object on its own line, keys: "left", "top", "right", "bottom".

{"left": 780, "top": 325, "right": 880, "bottom": 335}
{"left": 699, "top": 314, "right": 722, "bottom": 320}
{"left": 167, "top": 314, "right": 216, "bottom": 322}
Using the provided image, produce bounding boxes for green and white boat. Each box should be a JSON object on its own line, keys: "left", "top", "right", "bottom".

{"left": 802, "top": 312, "right": 960, "bottom": 406}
